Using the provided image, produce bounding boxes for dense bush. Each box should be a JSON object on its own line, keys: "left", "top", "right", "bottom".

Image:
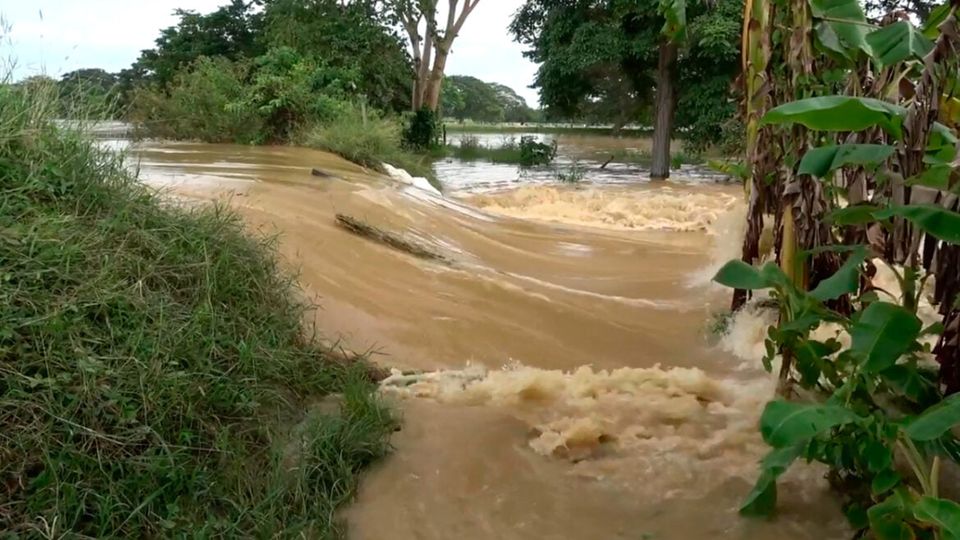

{"left": 518, "top": 136, "right": 557, "bottom": 166}
{"left": 129, "top": 56, "right": 262, "bottom": 143}
{"left": 404, "top": 107, "right": 441, "bottom": 149}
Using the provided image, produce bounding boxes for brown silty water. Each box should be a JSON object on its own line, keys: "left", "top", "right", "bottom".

{"left": 128, "top": 137, "right": 850, "bottom": 540}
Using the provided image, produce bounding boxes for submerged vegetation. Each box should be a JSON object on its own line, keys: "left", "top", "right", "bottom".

{"left": 0, "top": 79, "right": 393, "bottom": 537}
{"left": 437, "top": 136, "right": 557, "bottom": 167}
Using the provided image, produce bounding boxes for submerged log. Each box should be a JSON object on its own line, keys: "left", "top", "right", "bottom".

{"left": 334, "top": 214, "right": 448, "bottom": 263}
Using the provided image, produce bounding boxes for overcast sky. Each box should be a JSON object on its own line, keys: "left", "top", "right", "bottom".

{"left": 1, "top": 1, "right": 541, "bottom": 106}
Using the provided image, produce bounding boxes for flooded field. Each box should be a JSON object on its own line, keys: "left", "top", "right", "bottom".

{"left": 127, "top": 136, "right": 849, "bottom": 539}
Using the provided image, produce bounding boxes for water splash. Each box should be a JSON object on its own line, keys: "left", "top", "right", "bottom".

{"left": 465, "top": 185, "right": 739, "bottom": 232}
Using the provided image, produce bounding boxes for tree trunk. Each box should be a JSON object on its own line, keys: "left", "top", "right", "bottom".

{"left": 424, "top": 50, "right": 449, "bottom": 111}
{"left": 650, "top": 41, "right": 677, "bottom": 181}
{"left": 413, "top": 29, "right": 434, "bottom": 110}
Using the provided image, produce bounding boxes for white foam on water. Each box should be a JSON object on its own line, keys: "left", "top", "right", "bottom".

{"left": 380, "top": 363, "right": 786, "bottom": 496}
{"left": 465, "top": 186, "right": 739, "bottom": 232}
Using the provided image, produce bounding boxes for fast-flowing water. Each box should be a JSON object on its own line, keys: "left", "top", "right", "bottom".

{"left": 127, "top": 136, "right": 850, "bottom": 539}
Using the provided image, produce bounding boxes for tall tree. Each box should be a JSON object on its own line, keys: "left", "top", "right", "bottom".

{"left": 262, "top": 0, "right": 413, "bottom": 112}
{"left": 439, "top": 76, "right": 537, "bottom": 122}
{"left": 131, "top": 0, "right": 263, "bottom": 88}
{"left": 511, "top": 0, "right": 741, "bottom": 179}
{"left": 390, "top": 0, "right": 482, "bottom": 111}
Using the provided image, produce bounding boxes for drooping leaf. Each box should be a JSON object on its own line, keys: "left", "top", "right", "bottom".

{"left": 869, "top": 491, "right": 917, "bottom": 540}
{"left": 713, "top": 260, "right": 772, "bottom": 290}
{"left": 882, "top": 364, "right": 938, "bottom": 405}
{"left": 762, "top": 96, "right": 906, "bottom": 137}
{"left": 660, "top": 0, "right": 687, "bottom": 41}
{"left": 913, "top": 496, "right": 960, "bottom": 539}
{"left": 922, "top": 2, "right": 953, "bottom": 39}
{"left": 851, "top": 302, "right": 922, "bottom": 373}
{"left": 871, "top": 469, "right": 901, "bottom": 496}
{"left": 865, "top": 21, "right": 934, "bottom": 69}
{"left": 928, "top": 122, "right": 959, "bottom": 163}
{"left": 798, "top": 144, "right": 895, "bottom": 178}
{"left": 910, "top": 164, "right": 953, "bottom": 190}
{"left": 740, "top": 444, "right": 804, "bottom": 516}
{"left": 865, "top": 440, "right": 894, "bottom": 473}
{"left": 810, "top": 247, "right": 867, "bottom": 301}
{"left": 795, "top": 339, "right": 831, "bottom": 387}
{"left": 759, "top": 400, "right": 859, "bottom": 448}
{"left": 828, "top": 204, "right": 882, "bottom": 225}
{"left": 759, "top": 261, "right": 793, "bottom": 289}
{"left": 874, "top": 205, "right": 960, "bottom": 244}
{"left": 903, "top": 394, "right": 960, "bottom": 442}
{"left": 809, "top": 0, "right": 872, "bottom": 57}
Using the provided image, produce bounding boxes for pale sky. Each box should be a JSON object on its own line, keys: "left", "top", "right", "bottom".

{"left": 0, "top": 0, "right": 540, "bottom": 106}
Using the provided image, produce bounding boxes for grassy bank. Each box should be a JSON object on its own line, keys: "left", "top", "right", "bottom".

{"left": 302, "top": 108, "right": 441, "bottom": 191}
{"left": 1, "top": 83, "right": 393, "bottom": 537}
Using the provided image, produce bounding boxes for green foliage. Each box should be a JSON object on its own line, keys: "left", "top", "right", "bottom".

{"left": 809, "top": 0, "right": 872, "bottom": 59}
{"left": 511, "top": 0, "right": 742, "bottom": 149}
{"left": 131, "top": 0, "right": 264, "bottom": 89}
{"left": 798, "top": 144, "right": 896, "bottom": 178}
{"left": 440, "top": 75, "right": 539, "bottom": 123}
{"left": 660, "top": 0, "right": 688, "bottom": 40}
{"left": 851, "top": 302, "right": 923, "bottom": 373}
{"left": 262, "top": 0, "right": 411, "bottom": 113}
{"left": 874, "top": 205, "right": 960, "bottom": 244}
{"left": 865, "top": 21, "right": 935, "bottom": 69}
{"left": 0, "top": 84, "right": 393, "bottom": 536}
{"left": 556, "top": 160, "right": 587, "bottom": 183}
{"left": 437, "top": 135, "right": 516, "bottom": 164}
{"left": 761, "top": 96, "right": 907, "bottom": 137}
{"left": 759, "top": 401, "right": 860, "bottom": 448}
{"left": 404, "top": 107, "right": 441, "bottom": 149}
{"left": 714, "top": 254, "right": 960, "bottom": 536}
{"left": 57, "top": 68, "right": 121, "bottom": 119}
{"left": 129, "top": 56, "right": 263, "bottom": 144}
{"left": 904, "top": 395, "right": 960, "bottom": 441}
{"left": 725, "top": 4, "right": 960, "bottom": 536}
{"left": 519, "top": 136, "right": 557, "bottom": 166}
{"left": 131, "top": 48, "right": 370, "bottom": 145}
{"left": 304, "top": 104, "right": 440, "bottom": 191}
{"left": 244, "top": 47, "right": 354, "bottom": 141}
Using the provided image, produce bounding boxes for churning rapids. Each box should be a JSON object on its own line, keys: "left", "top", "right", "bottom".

{"left": 123, "top": 137, "right": 850, "bottom": 539}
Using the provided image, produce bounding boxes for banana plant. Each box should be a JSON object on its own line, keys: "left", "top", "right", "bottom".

{"left": 719, "top": 0, "right": 960, "bottom": 536}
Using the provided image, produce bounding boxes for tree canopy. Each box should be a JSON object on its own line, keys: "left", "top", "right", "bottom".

{"left": 262, "top": 0, "right": 412, "bottom": 112}
{"left": 132, "top": 0, "right": 264, "bottom": 89}
{"left": 510, "top": 0, "right": 742, "bottom": 149}
{"left": 440, "top": 75, "right": 538, "bottom": 123}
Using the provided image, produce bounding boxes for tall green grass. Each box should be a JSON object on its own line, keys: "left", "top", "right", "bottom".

{"left": 0, "top": 80, "right": 393, "bottom": 537}
{"left": 303, "top": 106, "right": 441, "bottom": 191}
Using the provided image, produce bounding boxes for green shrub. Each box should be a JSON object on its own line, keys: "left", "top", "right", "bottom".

{"left": 555, "top": 160, "right": 586, "bottom": 183}
{"left": 244, "top": 47, "right": 356, "bottom": 142}
{"left": 128, "top": 57, "right": 262, "bottom": 143}
{"left": 130, "top": 49, "right": 360, "bottom": 144}
{"left": 518, "top": 135, "right": 557, "bottom": 166}
{"left": 0, "top": 83, "right": 393, "bottom": 537}
{"left": 403, "top": 107, "right": 440, "bottom": 149}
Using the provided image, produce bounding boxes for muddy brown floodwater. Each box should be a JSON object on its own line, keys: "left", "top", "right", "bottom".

{"left": 129, "top": 139, "right": 850, "bottom": 540}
